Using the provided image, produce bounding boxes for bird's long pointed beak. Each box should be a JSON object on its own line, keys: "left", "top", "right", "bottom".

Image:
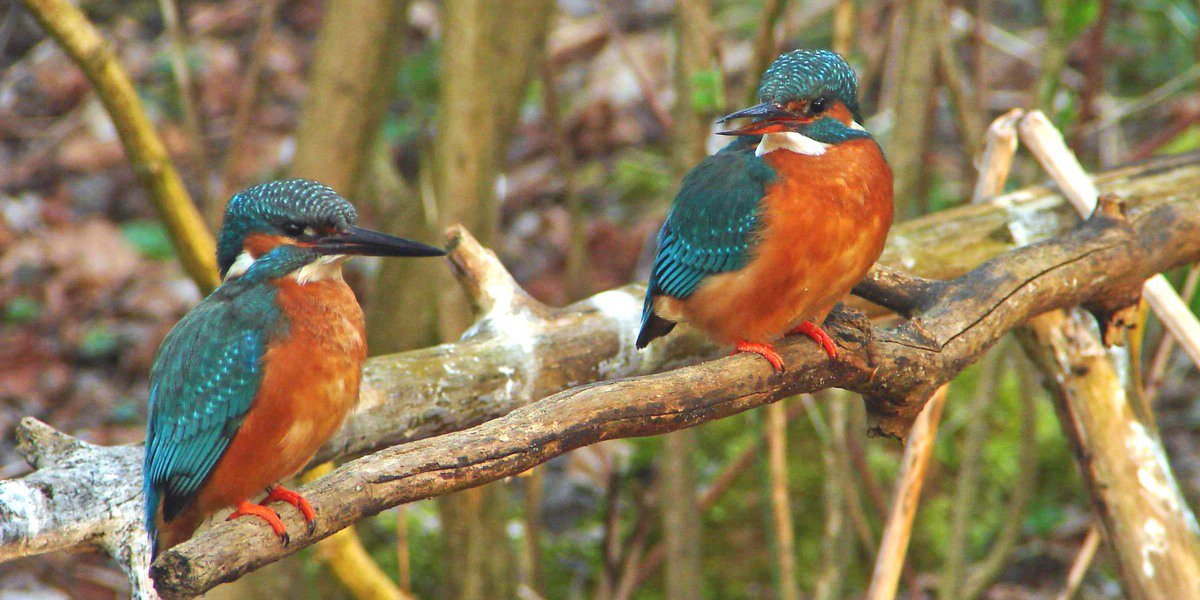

{"left": 716, "top": 101, "right": 799, "bottom": 136}
{"left": 313, "top": 226, "right": 446, "bottom": 257}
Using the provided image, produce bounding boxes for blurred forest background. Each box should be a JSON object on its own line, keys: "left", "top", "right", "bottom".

{"left": 3, "top": 0, "right": 1200, "bottom": 598}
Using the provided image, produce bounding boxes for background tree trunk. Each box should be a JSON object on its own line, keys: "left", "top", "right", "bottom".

{"left": 658, "top": 2, "right": 722, "bottom": 597}
{"left": 288, "top": 0, "right": 405, "bottom": 194}
{"left": 428, "top": 2, "right": 553, "bottom": 598}
{"left": 884, "top": 0, "right": 940, "bottom": 217}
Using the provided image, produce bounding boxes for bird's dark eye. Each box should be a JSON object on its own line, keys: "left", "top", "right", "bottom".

{"left": 809, "top": 97, "right": 831, "bottom": 114}
{"left": 281, "top": 221, "right": 305, "bottom": 237}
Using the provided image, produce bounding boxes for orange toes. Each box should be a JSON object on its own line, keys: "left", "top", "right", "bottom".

{"left": 265, "top": 485, "right": 317, "bottom": 526}
{"left": 787, "top": 321, "right": 838, "bottom": 360}
{"left": 229, "top": 500, "right": 289, "bottom": 545}
{"left": 733, "top": 341, "right": 785, "bottom": 373}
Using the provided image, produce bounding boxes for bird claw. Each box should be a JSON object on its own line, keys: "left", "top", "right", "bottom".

{"left": 265, "top": 484, "right": 318, "bottom": 529}
{"left": 733, "top": 341, "right": 786, "bottom": 373}
{"left": 787, "top": 321, "right": 838, "bottom": 360}
{"left": 228, "top": 500, "right": 289, "bottom": 543}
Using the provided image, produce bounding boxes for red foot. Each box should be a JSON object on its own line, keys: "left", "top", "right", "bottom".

{"left": 265, "top": 485, "right": 317, "bottom": 534}
{"left": 733, "top": 341, "right": 785, "bottom": 373}
{"left": 228, "top": 500, "right": 289, "bottom": 545}
{"left": 788, "top": 321, "right": 838, "bottom": 360}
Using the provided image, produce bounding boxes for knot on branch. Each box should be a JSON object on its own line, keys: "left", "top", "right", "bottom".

{"left": 445, "top": 225, "right": 552, "bottom": 339}
{"left": 1080, "top": 195, "right": 1144, "bottom": 346}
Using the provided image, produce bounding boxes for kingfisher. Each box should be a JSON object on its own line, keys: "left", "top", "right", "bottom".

{"left": 637, "top": 50, "right": 893, "bottom": 372}
{"left": 143, "top": 179, "right": 444, "bottom": 555}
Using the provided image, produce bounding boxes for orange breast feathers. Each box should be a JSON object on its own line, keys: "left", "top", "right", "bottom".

{"left": 674, "top": 138, "right": 893, "bottom": 344}
{"left": 185, "top": 277, "right": 367, "bottom": 516}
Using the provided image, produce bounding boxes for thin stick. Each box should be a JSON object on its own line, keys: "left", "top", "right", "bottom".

{"left": 1018, "top": 110, "right": 1200, "bottom": 370}
{"left": 1055, "top": 526, "right": 1102, "bottom": 600}
{"left": 865, "top": 385, "right": 949, "bottom": 600}
{"left": 216, "top": 0, "right": 282, "bottom": 207}
{"left": 961, "top": 370, "right": 1039, "bottom": 597}
{"left": 599, "top": 2, "right": 673, "bottom": 131}
{"left": 935, "top": 5, "right": 984, "bottom": 161}
{"left": 300, "top": 464, "right": 410, "bottom": 600}
{"left": 832, "top": 0, "right": 854, "bottom": 57}
{"left": 747, "top": 0, "right": 788, "bottom": 103}
{"left": 939, "top": 349, "right": 1001, "bottom": 598}
{"left": 157, "top": 0, "right": 210, "bottom": 206}
{"left": 540, "top": 62, "right": 589, "bottom": 301}
{"left": 971, "top": 108, "right": 1023, "bottom": 202}
{"left": 522, "top": 467, "right": 546, "bottom": 598}
{"left": 630, "top": 402, "right": 809, "bottom": 592}
{"left": 20, "top": 0, "right": 218, "bottom": 291}
{"left": 1145, "top": 264, "right": 1200, "bottom": 402}
{"left": 766, "top": 402, "right": 800, "bottom": 600}
{"left": 395, "top": 505, "right": 412, "bottom": 594}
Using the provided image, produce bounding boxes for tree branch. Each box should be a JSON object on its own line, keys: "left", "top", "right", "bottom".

{"left": 4, "top": 154, "right": 1200, "bottom": 596}
{"left": 151, "top": 181, "right": 1200, "bottom": 596}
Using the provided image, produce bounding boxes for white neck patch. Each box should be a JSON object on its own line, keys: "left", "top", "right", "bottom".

{"left": 292, "top": 254, "right": 347, "bottom": 285}
{"left": 756, "top": 131, "right": 830, "bottom": 157}
{"left": 223, "top": 251, "right": 256, "bottom": 282}
{"left": 222, "top": 250, "right": 348, "bottom": 284}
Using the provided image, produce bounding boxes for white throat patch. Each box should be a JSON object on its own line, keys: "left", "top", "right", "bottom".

{"left": 223, "top": 251, "right": 256, "bottom": 282}
{"left": 756, "top": 131, "right": 830, "bottom": 157}
{"left": 292, "top": 254, "right": 347, "bottom": 285}
{"left": 221, "top": 251, "right": 348, "bottom": 284}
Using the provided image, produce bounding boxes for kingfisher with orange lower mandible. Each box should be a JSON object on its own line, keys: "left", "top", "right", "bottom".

{"left": 637, "top": 50, "right": 893, "bottom": 371}
{"left": 143, "top": 179, "right": 444, "bottom": 555}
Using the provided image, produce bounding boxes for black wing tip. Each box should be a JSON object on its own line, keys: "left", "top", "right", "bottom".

{"left": 637, "top": 313, "right": 676, "bottom": 349}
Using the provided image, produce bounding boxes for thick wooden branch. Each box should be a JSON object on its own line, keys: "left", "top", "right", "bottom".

{"left": 4, "top": 153, "right": 1200, "bottom": 597}
{"left": 151, "top": 174, "right": 1200, "bottom": 596}
{"left": 1019, "top": 311, "right": 1200, "bottom": 597}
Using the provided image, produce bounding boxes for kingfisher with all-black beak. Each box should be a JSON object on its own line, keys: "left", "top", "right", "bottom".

{"left": 143, "top": 179, "right": 444, "bottom": 555}
{"left": 637, "top": 50, "right": 893, "bottom": 371}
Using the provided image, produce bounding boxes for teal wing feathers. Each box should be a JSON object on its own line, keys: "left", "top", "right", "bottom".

{"left": 637, "top": 136, "right": 775, "bottom": 347}
{"left": 143, "top": 281, "right": 280, "bottom": 545}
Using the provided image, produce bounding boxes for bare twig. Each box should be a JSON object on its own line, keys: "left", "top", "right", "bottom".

{"left": 157, "top": 0, "right": 210, "bottom": 205}
{"left": 747, "top": 0, "right": 788, "bottom": 103}
{"left": 832, "top": 0, "right": 854, "bottom": 56}
{"left": 1055, "top": 526, "right": 1102, "bottom": 600}
{"left": 814, "top": 393, "right": 852, "bottom": 600}
{"left": 935, "top": 5, "right": 984, "bottom": 161}
{"left": 865, "top": 385, "right": 949, "bottom": 600}
{"left": 599, "top": 2, "right": 673, "bottom": 132}
{"left": 1145, "top": 265, "right": 1200, "bottom": 402}
{"left": 216, "top": 0, "right": 282, "bottom": 208}
{"left": 20, "top": 0, "right": 219, "bottom": 291}
{"left": 766, "top": 402, "right": 800, "bottom": 600}
{"left": 540, "top": 61, "right": 590, "bottom": 301}
{"left": 961, "top": 372, "right": 1039, "bottom": 598}
{"left": 971, "top": 108, "right": 1024, "bottom": 202}
{"left": 939, "top": 348, "right": 1001, "bottom": 599}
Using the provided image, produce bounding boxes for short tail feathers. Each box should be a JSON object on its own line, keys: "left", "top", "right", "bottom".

{"left": 636, "top": 294, "right": 676, "bottom": 349}
{"left": 149, "top": 500, "right": 204, "bottom": 558}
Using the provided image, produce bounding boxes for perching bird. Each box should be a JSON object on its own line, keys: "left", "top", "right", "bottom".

{"left": 143, "top": 179, "right": 444, "bottom": 555}
{"left": 636, "top": 50, "right": 893, "bottom": 371}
